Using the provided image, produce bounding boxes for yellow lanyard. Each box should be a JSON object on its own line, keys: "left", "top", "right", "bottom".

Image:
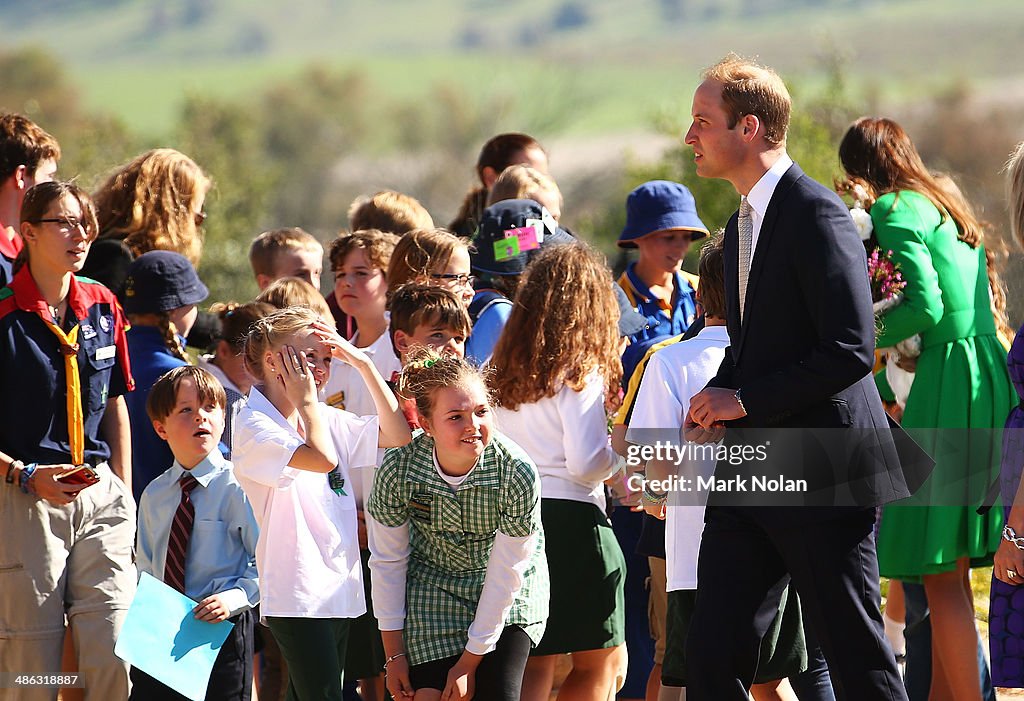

{"left": 42, "top": 320, "right": 84, "bottom": 466}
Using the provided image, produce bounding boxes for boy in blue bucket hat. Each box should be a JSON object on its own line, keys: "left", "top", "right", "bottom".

{"left": 616, "top": 180, "right": 708, "bottom": 382}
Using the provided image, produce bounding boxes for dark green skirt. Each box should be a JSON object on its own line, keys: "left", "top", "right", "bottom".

{"left": 662, "top": 586, "right": 807, "bottom": 686}
{"left": 532, "top": 499, "right": 626, "bottom": 655}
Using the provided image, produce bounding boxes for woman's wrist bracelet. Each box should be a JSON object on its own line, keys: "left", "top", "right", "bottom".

{"left": 18, "top": 463, "right": 38, "bottom": 495}
{"left": 1003, "top": 525, "right": 1024, "bottom": 551}
{"left": 642, "top": 482, "right": 667, "bottom": 506}
{"left": 384, "top": 652, "right": 406, "bottom": 670}
{"left": 5, "top": 459, "right": 22, "bottom": 485}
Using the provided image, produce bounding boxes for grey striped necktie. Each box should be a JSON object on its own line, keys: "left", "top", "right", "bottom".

{"left": 737, "top": 198, "right": 753, "bottom": 322}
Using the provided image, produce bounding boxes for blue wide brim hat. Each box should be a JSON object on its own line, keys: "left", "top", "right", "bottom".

{"left": 471, "top": 199, "right": 575, "bottom": 276}
{"left": 618, "top": 180, "right": 709, "bottom": 248}
{"left": 122, "top": 250, "right": 209, "bottom": 314}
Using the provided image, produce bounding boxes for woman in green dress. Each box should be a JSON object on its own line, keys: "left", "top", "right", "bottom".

{"left": 840, "top": 117, "right": 1016, "bottom": 701}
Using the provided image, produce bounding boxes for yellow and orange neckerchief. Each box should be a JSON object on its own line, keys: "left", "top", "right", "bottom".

{"left": 41, "top": 318, "right": 84, "bottom": 465}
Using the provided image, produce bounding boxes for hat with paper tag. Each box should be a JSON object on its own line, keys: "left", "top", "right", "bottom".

{"left": 471, "top": 199, "right": 574, "bottom": 276}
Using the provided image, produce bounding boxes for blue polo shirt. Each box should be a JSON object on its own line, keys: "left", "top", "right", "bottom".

{"left": 0, "top": 267, "right": 134, "bottom": 467}
{"left": 125, "top": 325, "right": 188, "bottom": 502}
{"left": 617, "top": 263, "right": 698, "bottom": 382}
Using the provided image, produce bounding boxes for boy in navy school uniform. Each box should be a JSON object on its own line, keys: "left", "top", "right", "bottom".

{"left": 132, "top": 365, "right": 259, "bottom": 701}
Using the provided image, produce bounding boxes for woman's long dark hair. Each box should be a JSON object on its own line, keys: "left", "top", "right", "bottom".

{"left": 840, "top": 116, "right": 1013, "bottom": 344}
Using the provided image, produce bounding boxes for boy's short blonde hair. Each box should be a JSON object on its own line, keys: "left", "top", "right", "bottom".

{"left": 487, "top": 165, "right": 561, "bottom": 209}
{"left": 347, "top": 191, "right": 434, "bottom": 235}
{"left": 146, "top": 366, "right": 227, "bottom": 423}
{"left": 249, "top": 227, "right": 324, "bottom": 277}
{"left": 255, "top": 277, "right": 335, "bottom": 326}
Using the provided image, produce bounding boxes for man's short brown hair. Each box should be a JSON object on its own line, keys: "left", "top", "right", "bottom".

{"left": 702, "top": 54, "right": 791, "bottom": 146}
{"left": 0, "top": 113, "right": 60, "bottom": 182}
{"left": 249, "top": 227, "right": 323, "bottom": 277}
{"left": 697, "top": 233, "right": 726, "bottom": 319}
{"left": 146, "top": 366, "right": 227, "bottom": 423}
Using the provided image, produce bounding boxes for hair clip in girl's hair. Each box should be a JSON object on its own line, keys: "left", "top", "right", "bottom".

{"left": 423, "top": 359, "right": 438, "bottom": 368}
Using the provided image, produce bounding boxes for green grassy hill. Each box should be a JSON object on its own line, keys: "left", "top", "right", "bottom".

{"left": 4, "top": 0, "right": 1022, "bottom": 138}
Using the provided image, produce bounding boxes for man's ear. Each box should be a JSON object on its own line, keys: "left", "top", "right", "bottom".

{"left": 255, "top": 273, "right": 273, "bottom": 291}
{"left": 740, "top": 114, "right": 761, "bottom": 142}
{"left": 152, "top": 419, "right": 169, "bottom": 441}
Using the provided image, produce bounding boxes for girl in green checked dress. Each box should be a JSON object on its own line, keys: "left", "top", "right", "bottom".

{"left": 367, "top": 351, "right": 549, "bottom": 701}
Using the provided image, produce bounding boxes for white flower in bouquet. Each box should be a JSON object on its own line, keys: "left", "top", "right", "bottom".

{"left": 850, "top": 206, "right": 873, "bottom": 241}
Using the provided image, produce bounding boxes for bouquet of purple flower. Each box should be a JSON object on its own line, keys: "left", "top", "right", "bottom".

{"left": 867, "top": 247, "right": 905, "bottom": 314}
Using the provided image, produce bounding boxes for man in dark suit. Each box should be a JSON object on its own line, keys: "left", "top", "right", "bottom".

{"left": 682, "top": 55, "right": 913, "bottom": 700}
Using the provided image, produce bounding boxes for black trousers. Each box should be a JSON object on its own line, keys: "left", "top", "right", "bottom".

{"left": 129, "top": 609, "right": 254, "bottom": 701}
{"left": 685, "top": 506, "right": 906, "bottom": 701}
{"left": 409, "top": 626, "right": 532, "bottom": 700}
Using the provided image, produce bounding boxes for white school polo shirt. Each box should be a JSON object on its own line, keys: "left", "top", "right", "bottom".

{"left": 233, "top": 386, "right": 379, "bottom": 619}
{"left": 626, "top": 325, "right": 728, "bottom": 591}
{"left": 321, "top": 326, "right": 402, "bottom": 508}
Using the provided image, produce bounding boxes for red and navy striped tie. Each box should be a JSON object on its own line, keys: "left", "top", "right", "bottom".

{"left": 164, "top": 473, "right": 200, "bottom": 593}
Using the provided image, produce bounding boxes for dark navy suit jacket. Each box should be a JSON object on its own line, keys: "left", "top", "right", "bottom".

{"left": 707, "top": 163, "right": 932, "bottom": 517}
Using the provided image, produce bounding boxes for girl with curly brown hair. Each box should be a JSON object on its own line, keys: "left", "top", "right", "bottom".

{"left": 490, "top": 242, "right": 627, "bottom": 701}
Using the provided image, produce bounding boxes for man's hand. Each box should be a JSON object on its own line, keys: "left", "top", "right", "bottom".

{"left": 688, "top": 388, "right": 746, "bottom": 428}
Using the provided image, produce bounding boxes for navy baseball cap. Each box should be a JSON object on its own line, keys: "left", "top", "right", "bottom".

{"left": 613, "top": 284, "right": 648, "bottom": 337}
{"left": 122, "top": 251, "right": 209, "bottom": 314}
{"left": 618, "top": 180, "right": 709, "bottom": 248}
{"left": 471, "top": 199, "right": 575, "bottom": 276}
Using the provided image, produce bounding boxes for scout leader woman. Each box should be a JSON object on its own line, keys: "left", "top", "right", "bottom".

{"left": 0, "top": 181, "right": 136, "bottom": 700}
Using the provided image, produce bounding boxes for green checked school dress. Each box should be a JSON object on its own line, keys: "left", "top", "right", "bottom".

{"left": 367, "top": 432, "right": 549, "bottom": 666}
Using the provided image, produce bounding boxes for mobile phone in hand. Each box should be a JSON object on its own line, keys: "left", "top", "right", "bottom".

{"left": 57, "top": 465, "right": 100, "bottom": 487}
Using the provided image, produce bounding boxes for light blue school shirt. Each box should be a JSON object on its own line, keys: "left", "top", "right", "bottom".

{"left": 136, "top": 450, "right": 260, "bottom": 615}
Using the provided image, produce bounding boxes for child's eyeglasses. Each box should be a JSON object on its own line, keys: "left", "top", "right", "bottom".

{"left": 429, "top": 273, "right": 475, "bottom": 287}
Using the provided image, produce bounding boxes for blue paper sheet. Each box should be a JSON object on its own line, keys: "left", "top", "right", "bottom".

{"left": 115, "top": 572, "right": 235, "bottom": 701}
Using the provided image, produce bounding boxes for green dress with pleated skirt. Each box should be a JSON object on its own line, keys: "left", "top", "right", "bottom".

{"left": 872, "top": 190, "right": 1016, "bottom": 580}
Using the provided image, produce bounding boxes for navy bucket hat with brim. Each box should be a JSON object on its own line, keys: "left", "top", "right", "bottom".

{"left": 122, "top": 250, "right": 209, "bottom": 314}
{"left": 618, "top": 180, "right": 709, "bottom": 248}
{"left": 471, "top": 199, "right": 575, "bottom": 276}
